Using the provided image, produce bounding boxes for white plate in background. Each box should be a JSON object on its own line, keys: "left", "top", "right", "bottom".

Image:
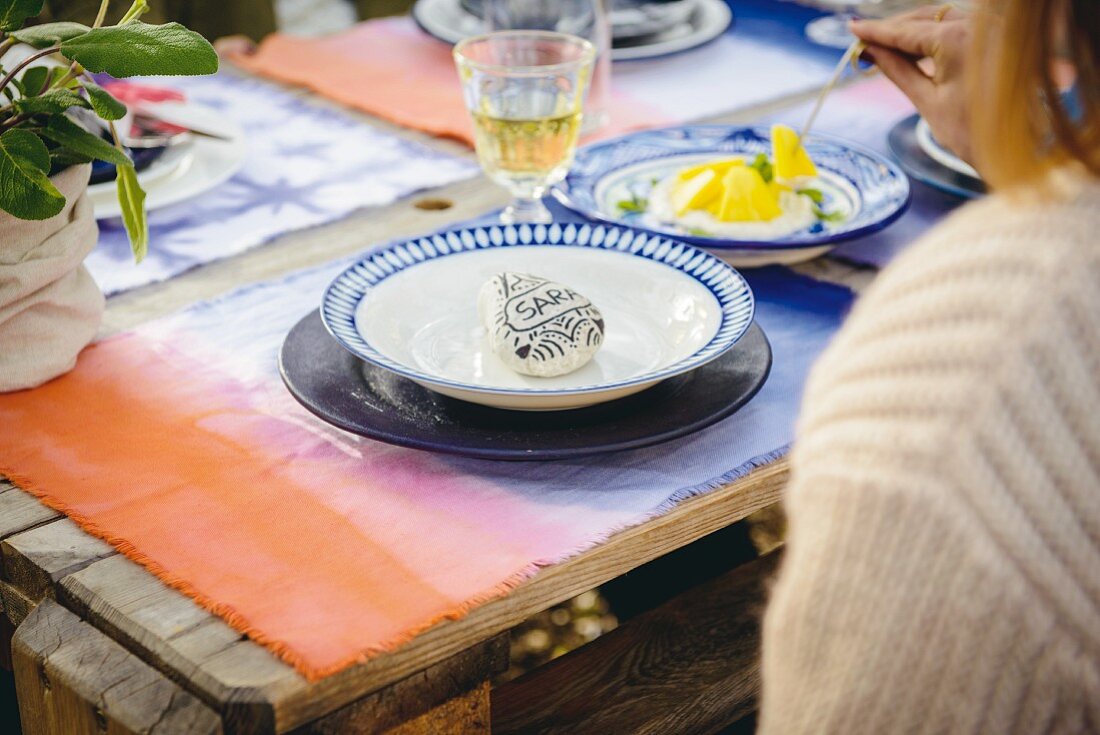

{"left": 89, "top": 102, "right": 245, "bottom": 220}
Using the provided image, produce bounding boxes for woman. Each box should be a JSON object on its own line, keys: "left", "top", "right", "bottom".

{"left": 759, "top": 0, "right": 1099, "bottom": 731}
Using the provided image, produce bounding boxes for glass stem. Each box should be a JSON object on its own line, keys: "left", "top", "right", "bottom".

{"left": 501, "top": 195, "right": 553, "bottom": 225}
{"left": 804, "top": 12, "right": 859, "bottom": 49}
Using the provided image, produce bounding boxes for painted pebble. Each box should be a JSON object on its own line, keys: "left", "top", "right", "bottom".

{"left": 478, "top": 272, "right": 605, "bottom": 378}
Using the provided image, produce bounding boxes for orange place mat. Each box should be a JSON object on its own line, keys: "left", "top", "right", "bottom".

{"left": 231, "top": 16, "right": 670, "bottom": 145}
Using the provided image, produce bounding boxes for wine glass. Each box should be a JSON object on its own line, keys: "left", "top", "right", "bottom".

{"left": 454, "top": 31, "right": 596, "bottom": 225}
{"left": 801, "top": 1, "right": 861, "bottom": 48}
{"left": 482, "top": 0, "right": 611, "bottom": 133}
{"left": 800, "top": 0, "right": 927, "bottom": 49}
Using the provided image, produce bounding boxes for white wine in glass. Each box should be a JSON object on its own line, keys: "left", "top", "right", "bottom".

{"left": 470, "top": 110, "right": 583, "bottom": 199}
{"left": 455, "top": 31, "right": 595, "bottom": 224}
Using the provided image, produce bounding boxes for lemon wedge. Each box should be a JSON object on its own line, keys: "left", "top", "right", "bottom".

{"left": 715, "top": 166, "right": 782, "bottom": 222}
{"left": 772, "top": 124, "right": 817, "bottom": 179}
{"left": 676, "top": 157, "right": 745, "bottom": 182}
{"left": 671, "top": 169, "right": 723, "bottom": 216}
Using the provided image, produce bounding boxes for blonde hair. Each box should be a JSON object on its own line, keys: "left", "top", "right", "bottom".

{"left": 969, "top": 0, "right": 1100, "bottom": 190}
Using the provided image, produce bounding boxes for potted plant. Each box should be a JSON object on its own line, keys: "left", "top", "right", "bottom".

{"left": 0, "top": 0, "right": 217, "bottom": 391}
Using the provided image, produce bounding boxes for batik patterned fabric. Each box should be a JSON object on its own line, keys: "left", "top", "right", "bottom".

{"left": 89, "top": 72, "right": 478, "bottom": 295}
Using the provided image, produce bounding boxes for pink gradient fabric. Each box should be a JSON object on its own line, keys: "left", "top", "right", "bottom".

{"left": 0, "top": 249, "right": 854, "bottom": 681}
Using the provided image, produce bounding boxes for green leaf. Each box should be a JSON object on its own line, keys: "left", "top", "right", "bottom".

{"left": 20, "top": 66, "right": 76, "bottom": 96}
{"left": 49, "top": 147, "right": 93, "bottom": 171}
{"left": 11, "top": 21, "right": 89, "bottom": 48}
{"left": 116, "top": 163, "right": 147, "bottom": 262}
{"left": 39, "top": 114, "right": 130, "bottom": 166}
{"left": 81, "top": 80, "right": 127, "bottom": 120}
{"left": 686, "top": 227, "right": 712, "bottom": 237}
{"left": 20, "top": 66, "right": 50, "bottom": 96}
{"left": 0, "top": 128, "right": 65, "bottom": 220}
{"left": 59, "top": 22, "right": 219, "bottom": 78}
{"left": 749, "top": 153, "right": 773, "bottom": 184}
{"left": 0, "top": 0, "right": 44, "bottom": 32}
{"left": 14, "top": 87, "right": 89, "bottom": 116}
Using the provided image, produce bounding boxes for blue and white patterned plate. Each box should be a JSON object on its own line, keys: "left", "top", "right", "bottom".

{"left": 553, "top": 125, "right": 911, "bottom": 266}
{"left": 322, "top": 223, "right": 755, "bottom": 410}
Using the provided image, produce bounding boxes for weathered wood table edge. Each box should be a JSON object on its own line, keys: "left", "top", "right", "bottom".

{"left": 1, "top": 460, "right": 788, "bottom": 733}
{"left": 1, "top": 73, "right": 877, "bottom": 734}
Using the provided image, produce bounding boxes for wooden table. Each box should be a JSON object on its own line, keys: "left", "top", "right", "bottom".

{"left": 0, "top": 76, "right": 875, "bottom": 734}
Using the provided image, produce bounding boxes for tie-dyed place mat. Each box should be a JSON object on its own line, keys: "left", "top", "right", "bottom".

{"left": 0, "top": 233, "right": 852, "bottom": 680}
{"left": 89, "top": 72, "right": 478, "bottom": 296}
{"left": 233, "top": 1, "right": 845, "bottom": 145}
{"left": 767, "top": 76, "right": 967, "bottom": 268}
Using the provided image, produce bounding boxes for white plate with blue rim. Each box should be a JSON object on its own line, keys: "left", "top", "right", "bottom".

{"left": 321, "top": 223, "right": 755, "bottom": 411}
{"left": 553, "top": 125, "right": 911, "bottom": 267}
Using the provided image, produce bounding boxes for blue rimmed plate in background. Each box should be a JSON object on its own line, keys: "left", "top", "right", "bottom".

{"left": 889, "top": 114, "right": 985, "bottom": 200}
{"left": 87, "top": 102, "right": 246, "bottom": 220}
{"left": 553, "top": 125, "right": 911, "bottom": 267}
{"left": 412, "top": 0, "right": 732, "bottom": 62}
{"left": 321, "top": 223, "right": 755, "bottom": 411}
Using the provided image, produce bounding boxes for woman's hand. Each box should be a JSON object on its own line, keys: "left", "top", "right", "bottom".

{"left": 851, "top": 5, "right": 974, "bottom": 164}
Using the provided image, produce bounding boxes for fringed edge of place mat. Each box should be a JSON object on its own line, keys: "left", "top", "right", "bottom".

{"left": 1, "top": 442, "right": 790, "bottom": 681}
{"left": 0, "top": 463, "right": 542, "bottom": 681}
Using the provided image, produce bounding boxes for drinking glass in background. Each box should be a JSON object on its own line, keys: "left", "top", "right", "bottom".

{"left": 454, "top": 31, "right": 596, "bottom": 224}
{"left": 792, "top": 0, "right": 893, "bottom": 48}
{"left": 801, "top": 0, "right": 876, "bottom": 48}
{"left": 795, "top": 0, "right": 932, "bottom": 48}
{"left": 481, "top": 0, "right": 611, "bottom": 133}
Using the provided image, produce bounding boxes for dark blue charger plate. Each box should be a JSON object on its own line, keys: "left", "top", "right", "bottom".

{"left": 279, "top": 310, "right": 772, "bottom": 461}
{"left": 888, "top": 114, "right": 985, "bottom": 200}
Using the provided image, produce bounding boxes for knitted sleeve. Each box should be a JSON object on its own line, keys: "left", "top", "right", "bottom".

{"left": 758, "top": 186, "right": 1100, "bottom": 734}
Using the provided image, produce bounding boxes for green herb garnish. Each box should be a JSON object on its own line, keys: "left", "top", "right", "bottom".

{"left": 617, "top": 195, "right": 648, "bottom": 214}
{"left": 797, "top": 187, "right": 825, "bottom": 205}
{"left": 749, "top": 153, "right": 773, "bottom": 183}
{"left": 813, "top": 207, "right": 846, "bottom": 223}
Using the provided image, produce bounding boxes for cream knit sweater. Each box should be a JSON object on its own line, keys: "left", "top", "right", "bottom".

{"left": 759, "top": 175, "right": 1100, "bottom": 733}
